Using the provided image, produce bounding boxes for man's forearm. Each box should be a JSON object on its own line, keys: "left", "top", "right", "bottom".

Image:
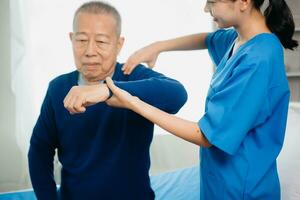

{"left": 114, "top": 78, "right": 187, "bottom": 113}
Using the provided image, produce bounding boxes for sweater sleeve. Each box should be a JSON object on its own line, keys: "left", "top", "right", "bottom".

{"left": 28, "top": 84, "right": 59, "bottom": 200}
{"left": 114, "top": 64, "right": 188, "bottom": 114}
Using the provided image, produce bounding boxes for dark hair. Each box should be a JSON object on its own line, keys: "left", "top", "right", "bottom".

{"left": 73, "top": 1, "right": 122, "bottom": 36}
{"left": 252, "top": 0, "right": 298, "bottom": 50}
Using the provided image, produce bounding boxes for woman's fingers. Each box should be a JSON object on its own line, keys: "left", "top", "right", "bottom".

{"left": 122, "top": 44, "right": 160, "bottom": 75}
{"left": 105, "top": 77, "right": 126, "bottom": 108}
{"left": 106, "top": 77, "right": 140, "bottom": 110}
{"left": 123, "top": 57, "right": 138, "bottom": 75}
{"left": 105, "top": 77, "right": 120, "bottom": 96}
{"left": 148, "top": 58, "right": 157, "bottom": 68}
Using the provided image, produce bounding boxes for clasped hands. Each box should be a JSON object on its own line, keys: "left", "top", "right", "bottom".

{"left": 63, "top": 77, "right": 138, "bottom": 114}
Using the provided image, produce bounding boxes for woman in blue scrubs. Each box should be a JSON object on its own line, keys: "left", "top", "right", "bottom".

{"left": 104, "top": 0, "right": 298, "bottom": 199}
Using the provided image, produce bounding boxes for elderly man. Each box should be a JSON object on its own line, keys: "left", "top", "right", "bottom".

{"left": 28, "top": 1, "right": 187, "bottom": 200}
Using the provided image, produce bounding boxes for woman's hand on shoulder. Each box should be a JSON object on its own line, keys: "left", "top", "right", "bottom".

{"left": 122, "top": 42, "right": 161, "bottom": 75}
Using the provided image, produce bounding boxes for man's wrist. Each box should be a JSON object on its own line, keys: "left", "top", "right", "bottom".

{"left": 103, "top": 80, "right": 113, "bottom": 100}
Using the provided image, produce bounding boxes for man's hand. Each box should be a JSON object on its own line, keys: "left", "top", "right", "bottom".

{"left": 64, "top": 83, "right": 110, "bottom": 114}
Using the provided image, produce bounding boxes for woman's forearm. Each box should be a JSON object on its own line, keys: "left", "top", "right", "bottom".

{"left": 155, "top": 33, "right": 209, "bottom": 53}
{"left": 131, "top": 98, "right": 211, "bottom": 147}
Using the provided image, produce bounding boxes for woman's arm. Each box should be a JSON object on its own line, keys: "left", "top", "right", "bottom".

{"left": 105, "top": 77, "right": 211, "bottom": 147}
{"left": 156, "top": 33, "right": 209, "bottom": 52}
{"left": 123, "top": 33, "right": 209, "bottom": 74}
{"left": 133, "top": 97, "right": 211, "bottom": 147}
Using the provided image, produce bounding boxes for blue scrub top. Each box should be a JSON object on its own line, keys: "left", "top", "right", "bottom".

{"left": 198, "top": 29, "right": 290, "bottom": 199}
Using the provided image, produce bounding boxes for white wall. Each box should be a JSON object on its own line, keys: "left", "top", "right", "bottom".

{"left": 26, "top": 0, "right": 213, "bottom": 126}
{"left": 0, "top": 0, "right": 213, "bottom": 192}
{"left": 0, "top": 0, "right": 25, "bottom": 192}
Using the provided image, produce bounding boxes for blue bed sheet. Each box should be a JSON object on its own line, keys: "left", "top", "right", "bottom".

{"left": 151, "top": 166, "right": 200, "bottom": 200}
{"left": 0, "top": 190, "right": 36, "bottom": 200}
{"left": 0, "top": 166, "right": 200, "bottom": 200}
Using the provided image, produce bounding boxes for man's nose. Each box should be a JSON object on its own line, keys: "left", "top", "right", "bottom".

{"left": 85, "top": 40, "right": 97, "bottom": 57}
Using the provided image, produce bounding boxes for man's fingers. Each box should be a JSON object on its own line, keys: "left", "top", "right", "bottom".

{"left": 68, "top": 96, "right": 79, "bottom": 114}
{"left": 63, "top": 93, "right": 71, "bottom": 108}
{"left": 73, "top": 96, "right": 86, "bottom": 113}
{"left": 64, "top": 95, "right": 73, "bottom": 113}
{"left": 64, "top": 95, "right": 86, "bottom": 114}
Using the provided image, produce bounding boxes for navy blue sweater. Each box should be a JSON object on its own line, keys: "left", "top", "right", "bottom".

{"left": 28, "top": 63, "right": 187, "bottom": 200}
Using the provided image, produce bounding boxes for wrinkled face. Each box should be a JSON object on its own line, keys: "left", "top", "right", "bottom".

{"left": 204, "top": 0, "right": 239, "bottom": 28}
{"left": 70, "top": 12, "right": 124, "bottom": 82}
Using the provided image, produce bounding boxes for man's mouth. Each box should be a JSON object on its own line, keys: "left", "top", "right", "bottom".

{"left": 83, "top": 63, "right": 100, "bottom": 69}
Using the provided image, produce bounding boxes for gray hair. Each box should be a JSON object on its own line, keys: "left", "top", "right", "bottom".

{"left": 73, "top": 1, "right": 122, "bottom": 36}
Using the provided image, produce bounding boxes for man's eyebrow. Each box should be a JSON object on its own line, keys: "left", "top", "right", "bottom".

{"left": 95, "top": 33, "right": 110, "bottom": 39}
{"left": 74, "top": 32, "right": 88, "bottom": 36}
{"left": 74, "top": 32, "right": 110, "bottom": 39}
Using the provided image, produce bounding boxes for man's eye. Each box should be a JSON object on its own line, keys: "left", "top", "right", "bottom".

{"left": 75, "top": 39, "right": 88, "bottom": 43}
{"left": 96, "top": 41, "right": 107, "bottom": 44}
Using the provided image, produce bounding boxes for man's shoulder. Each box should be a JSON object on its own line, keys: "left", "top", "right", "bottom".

{"left": 115, "top": 62, "right": 149, "bottom": 72}
{"left": 49, "top": 70, "right": 78, "bottom": 87}
{"left": 47, "top": 70, "right": 78, "bottom": 94}
{"left": 114, "top": 62, "right": 163, "bottom": 81}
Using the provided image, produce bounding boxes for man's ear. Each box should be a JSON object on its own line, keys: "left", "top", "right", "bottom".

{"left": 69, "top": 32, "right": 74, "bottom": 42}
{"left": 117, "top": 37, "right": 125, "bottom": 54}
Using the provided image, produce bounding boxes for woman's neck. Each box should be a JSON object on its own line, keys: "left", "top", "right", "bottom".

{"left": 235, "top": 10, "right": 270, "bottom": 44}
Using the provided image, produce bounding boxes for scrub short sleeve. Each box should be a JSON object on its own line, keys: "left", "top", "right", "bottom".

{"left": 199, "top": 58, "right": 269, "bottom": 155}
{"left": 206, "top": 29, "right": 237, "bottom": 66}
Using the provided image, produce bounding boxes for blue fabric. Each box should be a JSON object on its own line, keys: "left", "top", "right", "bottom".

{"left": 28, "top": 63, "right": 187, "bottom": 200}
{"left": 0, "top": 166, "right": 199, "bottom": 200}
{"left": 0, "top": 191, "right": 36, "bottom": 200}
{"left": 151, "top": 166, "right": 200, "bottom": 200}
{"left": 198, "top": 29, "right": 290, "bottom": 199}
{"left": 205, "top": 29, "right": 237, "bottom": 66}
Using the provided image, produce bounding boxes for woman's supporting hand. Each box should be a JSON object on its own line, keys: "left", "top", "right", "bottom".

{"left": 105, "top": 77, "right": 139, "bottom": 109}
{"left": 122, "top": 42, "right": 161, "bottom": 75}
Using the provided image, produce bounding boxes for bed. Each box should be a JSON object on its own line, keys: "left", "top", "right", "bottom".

{"left": 0, "top": 166, "right": 199, "bottom": 200}
{"left": 0, "top": 103, "right": 299, "bottom": 200}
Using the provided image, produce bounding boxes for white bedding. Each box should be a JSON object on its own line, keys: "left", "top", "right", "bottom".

{"left": 278, "top": 102, "right": 300, "bottom": 200}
